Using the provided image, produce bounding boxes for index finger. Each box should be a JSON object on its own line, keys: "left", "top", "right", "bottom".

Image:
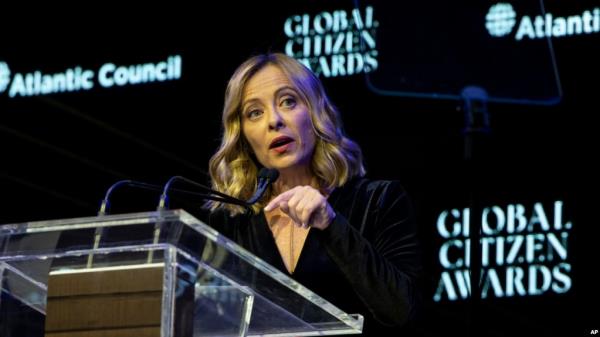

{"left": 264, "top": 189, "right": 296, "bottom": 211}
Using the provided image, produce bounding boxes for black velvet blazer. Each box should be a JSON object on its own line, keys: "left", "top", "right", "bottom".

{"left": 208, "top": 178, "right": 422, "bottom": 336}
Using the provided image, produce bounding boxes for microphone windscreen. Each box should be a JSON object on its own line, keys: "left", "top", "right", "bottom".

{"left": 258, "top": 168, "right": 279, "bottom": 182}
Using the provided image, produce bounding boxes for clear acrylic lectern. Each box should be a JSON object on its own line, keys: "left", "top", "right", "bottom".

{"left": 0, "top": 209, "right": 363, "bottom": 336}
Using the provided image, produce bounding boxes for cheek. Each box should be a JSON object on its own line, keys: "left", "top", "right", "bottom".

{"left": 298, "top": 114, "right": 316, "bottom": 148}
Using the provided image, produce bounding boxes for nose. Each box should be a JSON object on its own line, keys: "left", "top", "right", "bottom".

{"left": 268, "top": 107, "right": 285, "bottom": 131}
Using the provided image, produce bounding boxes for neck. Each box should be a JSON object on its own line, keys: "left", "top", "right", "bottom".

{"left": 272, "top": 165, "right": 317, "bottom": 195}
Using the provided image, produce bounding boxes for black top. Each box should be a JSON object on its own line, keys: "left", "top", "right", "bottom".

{"left": 207, "top": 178, "right": 422, "bottom": 336}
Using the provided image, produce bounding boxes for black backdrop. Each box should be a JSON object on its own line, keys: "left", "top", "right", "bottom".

{"left": 1, "top": 1, "right": 597, "bottom": 336}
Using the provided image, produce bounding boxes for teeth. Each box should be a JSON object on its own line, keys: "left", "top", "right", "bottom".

{"left": 272, "top": 138, "right": 292, "bottom": 148}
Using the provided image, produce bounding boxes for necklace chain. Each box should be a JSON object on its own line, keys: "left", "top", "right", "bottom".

{"left": 289, "top": 222, "right": 294, "bottom": 272}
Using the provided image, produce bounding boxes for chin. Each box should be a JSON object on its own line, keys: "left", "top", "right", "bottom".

{"left": 270, "top": 163, "right": 292, "bottom": 171}
{"left": 269, "top": 159, "right": 297, "bottom": 171}
{"left": 265, "top": 152, "right": 309, "bottom": 171}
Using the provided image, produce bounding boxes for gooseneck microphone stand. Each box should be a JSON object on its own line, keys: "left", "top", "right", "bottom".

{"left": 461, "top": 86, "right": 491, "bottom": 336}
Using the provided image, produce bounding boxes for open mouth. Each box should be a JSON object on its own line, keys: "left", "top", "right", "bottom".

{"left": 269, "top": 136, "right": 294, "bottom": 149}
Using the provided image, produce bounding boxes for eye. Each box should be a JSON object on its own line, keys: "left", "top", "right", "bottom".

{"left": 280, "top": 95, "right": 297, "bottom": 109}
{"left": 246, "top": 109, "right": 263, "bottom": 120}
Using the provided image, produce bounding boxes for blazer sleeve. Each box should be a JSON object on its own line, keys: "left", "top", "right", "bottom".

{"left": 316, "top": 180, "right": 421, "bottom": 326}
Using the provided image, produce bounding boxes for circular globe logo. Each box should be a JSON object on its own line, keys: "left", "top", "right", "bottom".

{"left": 486, "top": 3, "right": 517, "bottom": 37}
{"left": 0, "top": 62, "right": 11, "bottom": 93}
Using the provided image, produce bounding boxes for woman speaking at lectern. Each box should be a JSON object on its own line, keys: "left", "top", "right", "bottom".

{"left": 206, "top": 52, "right": 421, "bottom": 335}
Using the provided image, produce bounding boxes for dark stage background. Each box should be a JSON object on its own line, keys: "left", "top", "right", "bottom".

{"left": 1, "top": 1, "right": 597, "bottom": 336}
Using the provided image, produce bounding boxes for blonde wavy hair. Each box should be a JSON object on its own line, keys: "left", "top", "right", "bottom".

{"left": 208, "top": 53, "right": 365, "bottom": 215}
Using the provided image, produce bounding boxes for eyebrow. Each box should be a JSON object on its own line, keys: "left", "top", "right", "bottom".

{"left": 242, "top": 86, "right": 298, "bottom": 110}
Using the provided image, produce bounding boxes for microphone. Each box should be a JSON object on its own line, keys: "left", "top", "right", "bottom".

{"left": 98, "top": 180, "right": 162, "bottom": 216}
{"left": 157, "top": 176, "right": 251, "bottom": 212}
{"left": 97, "top": 178, "right": 247, "bottom": 264}
{"left": 98, "top": 180, "right": 239, "bottom": 216}
{"left": 157, "top": 168, "right": 279, "bottom": 214}
{"left": 93, "top": 179, "right": 172, "bottom": 267}
{"left": 246, "top": 168, "right": 279, "bottom": 204}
